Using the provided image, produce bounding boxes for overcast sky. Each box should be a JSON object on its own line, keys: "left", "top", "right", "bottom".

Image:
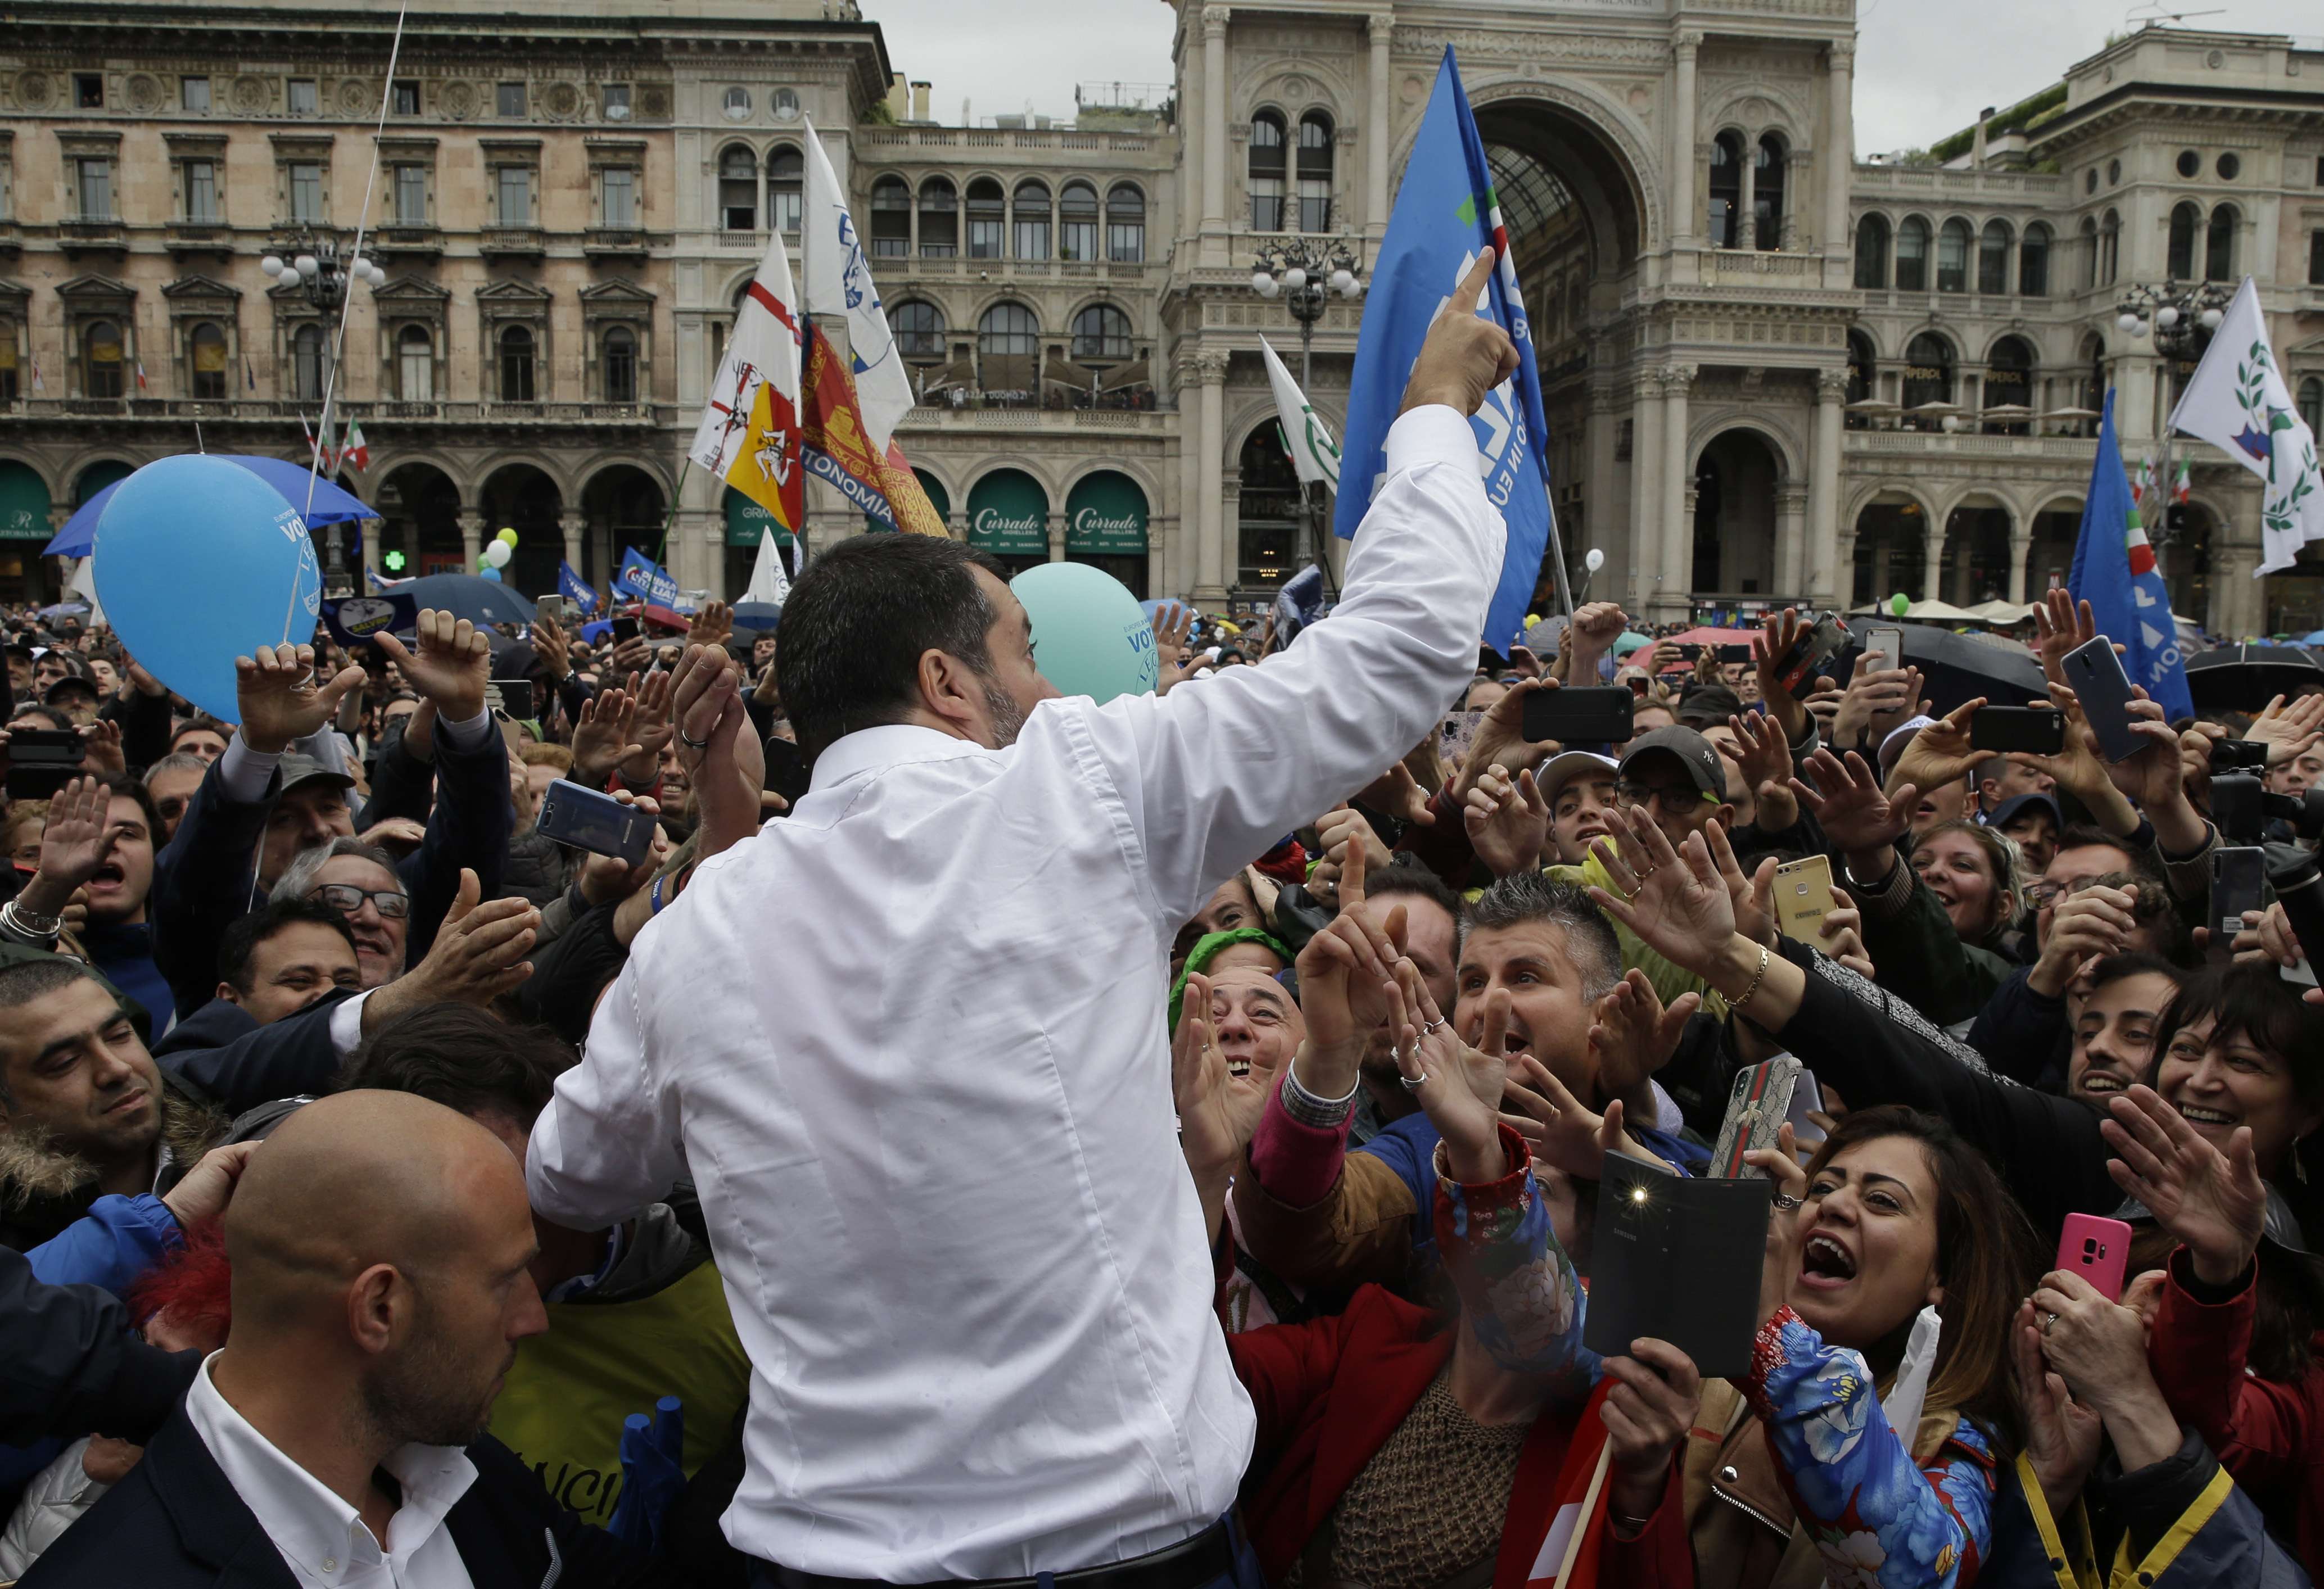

{"left": 868, "top": 0, "right": 2321, "bottom": 155}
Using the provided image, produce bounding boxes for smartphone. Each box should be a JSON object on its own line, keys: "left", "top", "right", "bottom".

{"left": 1522, "top": 685, "right": 1635, "bottom": 746}
{"left": 483, "top": 678, "right": 536, "bottom": 720}
{"left": 1710, "top": 1056, "right": 1806, "bottom": 1179}
{"left": 763, "top": 736, "right": 811, "bottom": 809}
{"left": 3, "top": 727, "right": 87, "bottom": 802}
{"left": 1715, "top": 643, "right": 1753, "bottom": 665}
{"left": 1773, "top": 612, "right": 1850, "bottom": 700}
{"left": 1773, "top": 854, "right": 1837, "bottom": 942}
{"left": 2056, "top": 1213, "right": 2133, "bottom": 1303}
{"left": 2212, "top": 846, "right": 2268, "bottom": 944}
{"left": 611, "top": 615, "right": 642, "bottom": 644}
{"left": 1861, "top": 626, "right": 1905, "bottom": 675}
{"left": 1969, "top": 706, "right": 2067, "bottom": 757}
{"left": 2063, "top": 636, "right": 2143, "bottom": 763}
{"left": 535, "top": 594, "right": 576, "bottom": 626}
{"left": 1440, "top": 709, "right": 1485, "bottom": 767}
{"left": 533, "top": 778, "right": 657, "bottom": 863}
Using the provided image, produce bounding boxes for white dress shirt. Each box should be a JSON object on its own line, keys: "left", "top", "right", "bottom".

{"left": 527, "top": 405, "right": 1503, "bottom": 1580}
{"left": 184, "top": 1352, "right": 479, "bottom": 1589}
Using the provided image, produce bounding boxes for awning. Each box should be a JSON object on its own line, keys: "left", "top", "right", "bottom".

{"left": 724, "top": 486, "right": 795, "bottom": 550}
{"left": 0, "top": 461, "right": 52, "bottom": 542}
{"left": 1065, "top": 471, "right": 1147, "bottom": 555}
{"left": 966, "top": 469, "right": 1048, "bottom": 556}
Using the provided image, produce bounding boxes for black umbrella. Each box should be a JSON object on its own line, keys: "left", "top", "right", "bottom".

{"left": 403, "top": 573, "right": 535, "bottom": 630}
{"left": 2183, "top": 644, "right": 2324, "bottom": 716}
{"left": 1833, "top": 624, "right": 2048, "bottom": 715}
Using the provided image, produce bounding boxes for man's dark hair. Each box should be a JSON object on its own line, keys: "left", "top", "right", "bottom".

{"left": 0, "top": 958, "right": 110, "bottom": 1107}
{"left": 2086, "top": 950, "right": 2182, "bottom": 995}
{"left": 1364, "top": 857, "right": 1463, "bottom": 930}
{"left": 337, "top": 1004, "right": 575, "bottom": 1129}
{"left": 217, "top": 898, "right": 359, "bottom": 996}
{"left": 169, "top": 713, "right": 230, "bottom": 747}
{"left": 775, "top": 534, "right": 1010, "bottom": 763}
{"left": 92, "top": 772, "right": 163, "bottom": 849}
{"left": 1458, "top": 871, "right": 1622, "bottom": 1002}
{"left": 1675, "top": 684, "right": 1742, "bottom": 730}
{"left": 2051, "top": 823, "right": 2159, "bottom": 882}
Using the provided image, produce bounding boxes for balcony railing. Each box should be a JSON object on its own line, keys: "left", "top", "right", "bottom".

{"left": 479, "top": 225, "right": 545, "bottom": 258}
{"left": 584, "top": 226, "right": 649, "bottom": 257}
{"left": 58, "top": 217, "right": 126, "bottom": 253}
{"left": 11, "top": 396, "right": 677, "bottom": 427}
{"left": 374, "top": 225, "right": 445, "bottom": 257}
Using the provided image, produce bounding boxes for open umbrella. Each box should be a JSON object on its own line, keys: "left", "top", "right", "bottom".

{"left": 731, "top": 601, "right": 782, "bottom": 633}
{"left": 2184, "top": 644, "right": 2324, "bottom": 715}
{"left": 1837, "top": 622, "right": 2047, "bottom": 714}
{"left": 42, "top": 454, "right": 377, "bottom": 559}
{"left": 1902, "top": 599, "right": 1983, "bottom": 623}
{"left": 401, "top": 572, "right": 535, "bottom": 629}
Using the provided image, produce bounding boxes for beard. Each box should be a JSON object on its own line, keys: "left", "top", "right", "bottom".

{"left": 980, "top": 677, "right": 1029, "bottom": 749}
{"left": 359, "top": 1291, "right": 511, "bottom": 1450}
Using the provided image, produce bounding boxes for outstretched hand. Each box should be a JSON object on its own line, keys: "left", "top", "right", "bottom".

{"left": 2102, "top": 1083, "right": 2267, "bottom": 1287}
{"left": 1585, "top": 803, "right": 1738, "bottom": 977}
{"left": 1400, "top": 248, "right": 1521, "bottom": 417}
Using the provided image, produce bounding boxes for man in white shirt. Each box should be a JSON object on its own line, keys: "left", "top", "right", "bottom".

{"left": 526, "top": 251, "right": 1520, "bottom": 1589}
{"left": 22, "top": 1088, "right": 663, "bottom": 1589}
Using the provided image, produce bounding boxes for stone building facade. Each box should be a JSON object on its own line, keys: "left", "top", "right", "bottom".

{"left": 4, "top": 0, "right": 2322, "bottom": 634}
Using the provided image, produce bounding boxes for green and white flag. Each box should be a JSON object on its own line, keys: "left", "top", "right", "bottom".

{"left": 1259, "top": 336, "right": 1341, "bottom": 491}
{"left": 2169, "top": 277, "right": 2324, "bottom": 574}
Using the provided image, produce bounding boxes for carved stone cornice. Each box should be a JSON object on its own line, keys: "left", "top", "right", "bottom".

{"left": 1192, "top": 347, "right": 1232, "bottom": 382}
{"left": 1675, "top": 30, "right": 1706, "bottom": 58}
{"left": 1662, "top": 363, "right": 1699, "bottom": 396}
{"left": 1816, "top": 369, "right": 1853, "bottom": 400}
{"left": 1201, "top": 5, "right": 1232, "bottom": 40}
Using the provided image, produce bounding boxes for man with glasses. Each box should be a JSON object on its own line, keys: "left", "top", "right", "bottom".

{"left": 1610, "top": 726, "right": 1734, "bottom": 855}
{"left": 270, "top": 838, "right": 410, "bottom": 991}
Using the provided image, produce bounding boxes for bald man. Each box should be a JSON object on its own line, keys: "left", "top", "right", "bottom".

{"left": 24, "top": 1090, "right": 670, "bottom": 1589}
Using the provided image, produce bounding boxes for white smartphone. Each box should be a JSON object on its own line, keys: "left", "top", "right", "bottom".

{"left": 1862, "top": 626, "right": 1905, "bottom": 674}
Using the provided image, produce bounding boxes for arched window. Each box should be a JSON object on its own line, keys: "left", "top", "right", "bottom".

{"left": 1753, "top": 133, "right": 1787, "bottom": 250}
{"left": 2205, "top": 203, "right": 2237, "bottom": 281}
{"left": 83, "top": 319, "right": 124, "bottom": 398}
{"left": 1249, "top": 110, "right": 1286, "bottom": 231}
{"left": 602, "top": 326, "right": 637, "bottom": 404}
{"left": 1896, "top": 216, "right": 1930, "bottom": 291}
{"left": 1986, "top": 335, "right": 2034, "bottom": 431}
{"left": 2019, "top": 223, "right": 2051, "bottom": 297}
{"left": 2301, "top": 377, "right": 2324, "bottom": 441}
{"left": 869, "top": 175, "right": 911, "bottom": 257}
{"left": 1902, "top": 331, "right": 1955, "bottom": 410}
{"left": 888, "top": 298, "right": 945, "bottom": 360}
{"left": 1707, "top": 131, "right": 1744, "bottom": 248}
{"left": 1070, "top": 303, "right": 1131, "bottom": 365}
{"left": 1977, "top": 220, "right": 2012, "bottom": 295}
{"left": 1059, "top": 180, "right": 1099, "bottom": 261}
{"left": 2100, "top": 209, "right": 2120, "bottom": 285}
{"left": 918, "top": 177, "right": 958, "bottom": 258}
{"left": 1936, "top": 218, "right": 1972, "bottom": 292}
{"left": 1853, "top": 214, "right": 1889, "bottom": 289}
{"left": 768, "top": 146, "right": 803, "bottom": 235}
{"left": 977, "top": 302, "right": 1039, "bottom": 398}
{"left": 292, "top": 324, "right": 325, "bottom": 401}
{"left": 1297, "top": 112, "right": 1334, "bottom": 232}
{"left": 1237, "top": 424, "right": 1301, "bottom": 585}
{"left": 1846, "top": 328, "right": 1877, "bottom": 412}
{"left": 966, "top": 178, "right": 1005, "bottom": 259}
{"left": 2167, "top": 201, "right": 2200, "bottom": 280}
{"left": 2079, "top": 216, "right": 2099, "bottom": 291}
{"left": 718, "top": 145, "right": 758, "bottom": 231}
{"left": 397, "top": 324, "right": 433, "bottom": 402}
{"left": 1106, "top": 183, "right": 1145, "bottom": 262}
{"left": 188, "top": 321, "right": 228, "bottom": 399}
{"left": 1011, "top": 179, "right": 1051, "bottom": 259}
{"left": 498, "top": 324, "right": 536, "bottom": 403}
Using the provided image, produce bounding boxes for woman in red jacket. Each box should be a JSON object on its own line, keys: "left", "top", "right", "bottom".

{"left": 1175, "top": 954, "right": 1699, "bottom": 1589}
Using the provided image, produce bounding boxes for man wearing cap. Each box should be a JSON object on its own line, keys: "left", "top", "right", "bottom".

{"left": 1991, "top": 789, "right": 2063, "bottom": 875}
{"left": 1538, "top": 749, "right": 1621, "bottom": 866}
{"left": 41, "top": 674, "right": 104, "bottom": 728}
{"left": 1976, "top": 754, "right": 2056, "bottom": 818}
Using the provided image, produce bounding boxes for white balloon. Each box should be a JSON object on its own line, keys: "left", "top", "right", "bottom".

{"left": 1584, "top": 547, "right": 1606, "bottom": 573}
{"left": 483, "top": 540, "right": 513, "bottom": 568}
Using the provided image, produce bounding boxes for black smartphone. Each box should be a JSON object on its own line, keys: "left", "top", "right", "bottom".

{"left": 1715, "top": 643, "right": 1753, "bottom": 664}
{"left": 611, "top": 616, "right": 641, "bottom": 644}
{"left": 485, "top": 678, "right": 535, "bottom": 720}
{"left": 1968, "top": 706, "right": 2065, "bottom": 756}
{"left": 2063, "top": 637, "right": 2142, "bottom": 763}
{"left": 3, "top": 727, "right": 87, "bottom": 802}
{"left": 763, "top": 737, "right": 811, "bottom": 809}
{"left": 1523, "top": 685, "right": 1635, "bottom": 745}
{"left": 1772, "top": 612, "right": 1849, "bottom": 699}
{"left": 2211, "top": 846, "right": 2268, "bottom": 945}
{"left": 534, "top": 778, "right": 657, "bottom": 863}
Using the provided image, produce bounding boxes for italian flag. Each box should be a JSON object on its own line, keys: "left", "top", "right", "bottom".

{"left": 2125, "top": 494, "right": 2158, "bottom": 577}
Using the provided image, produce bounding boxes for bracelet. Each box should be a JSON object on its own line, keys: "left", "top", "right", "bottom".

{"left": 1727, "top": 942, "right": 1773, "bottom": 1016}
{"left": 648, "top": 876, "right": 667, "bottom": 916}
{"left": 1, "top": 898, "right": 62, "bottom": 940}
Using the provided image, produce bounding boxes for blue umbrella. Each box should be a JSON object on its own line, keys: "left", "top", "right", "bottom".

{"left": 731, "top": 601, "right": 782, "bottom": 633}
{"left": 2302, "top": 630, "right": 2324, "bottom": 646}
{"left": 43, "top": 454, "right": 378, "bottom": 559}
{"left": 401, "top": 572, "right": 536, "bottom": 629}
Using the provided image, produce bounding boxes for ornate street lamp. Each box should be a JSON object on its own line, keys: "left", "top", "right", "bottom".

{"left": 1249, "top": 237, "right": 1363, "bottom": 590}
{"left": 261, "top": 232, "right": 385, "bottom": 594}
{"left": 2113, "top": 278, "right": 2231, "bottom": 549}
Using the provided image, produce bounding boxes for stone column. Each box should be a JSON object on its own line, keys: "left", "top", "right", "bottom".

{"left": 1660, "top": 365, "right": 1695, "bottom": 618}
{"left": 359, "top": 520, "right": 382, "bottom": 581}
{"left": 1195, "top": 348, "right": 1230, "bottom": 599}
{"left": 1201, "top": 6, "right": 1230, "bottom": 242}
{"left": 1835, "top": 527, "right": 1859, "bottom": 609}
{"left": 1670, "top": 31, "right": 1701, "bottom": 251}
{"left": 1181, "top": 32, "right": 1203, "bottom": 253}
{"left": 1047, "top": 510, "right": 1068, "bottom": 564}
{"left": 1822, "top": 40, "right": 1855, "bottom": 288}
{"left": 1811, "top": 370, "right": 1847, "bottom": 609}
{"left": 559, "top": 510, "right": 585, "bottom": 574}
{"left": 1367, "top": 12, "right": 1393, "bottom": 242}
{"left": 1631, "top": 371, "right": 1666, "bottom": 616}
{"left": 2007, "top": 528, "right": 2034, "bottom": 604}
{"left": 1775, "top": 485, "right": 1808, "bottom": 599}
{"left": 456, "top": 510, "right": 484, "bottom": 574}
{"left": 1921, "top": 518, "right": 1946, "bottom": 604}
{"left": 2118, "top": 350, "right": 2156, "bottom": 446}
{"left": 1175, "top": 355, "right": 1202, "bottom": 596}
{"left": 1736, "top": 144, "right": 1757, "bottom": 252}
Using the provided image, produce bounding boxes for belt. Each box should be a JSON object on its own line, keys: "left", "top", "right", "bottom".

{"left": 758, "top": 1516, "right": 1241, "bottom": 1589}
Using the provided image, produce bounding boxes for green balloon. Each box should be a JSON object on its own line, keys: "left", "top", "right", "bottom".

{"left": 1009, "top": 562, "right": 1160, "bottom": 704}
{"left": 1891, "top": 592, "right": 1911, "bottom": 617}
{"left": 496, "top": 526, "right": 521, "bottom": 547}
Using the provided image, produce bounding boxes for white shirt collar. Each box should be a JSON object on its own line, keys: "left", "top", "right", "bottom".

{"left": 807, "top": 722, "right": 992, "bottom": 794}
{"left": 184, "top": 1351, "right": 478, "bottom": 1581}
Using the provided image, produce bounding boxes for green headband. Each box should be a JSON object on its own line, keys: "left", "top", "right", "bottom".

{"left": 1168, "top": 927, "right": 1294, "bottom": 1033}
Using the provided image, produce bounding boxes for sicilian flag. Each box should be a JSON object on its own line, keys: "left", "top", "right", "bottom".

{"left": 799, "top": 119, "right": 914, "bottom": 450}
{"left": 2069, "top": 390, "right": 2193, "bottom": 721}
{"left": 691, "top": 227, "right": 807, "bottom": 533}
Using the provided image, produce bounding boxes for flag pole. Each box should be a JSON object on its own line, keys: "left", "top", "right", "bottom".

{"left": 655, "top": 455, "right": 691, "bottom": 574}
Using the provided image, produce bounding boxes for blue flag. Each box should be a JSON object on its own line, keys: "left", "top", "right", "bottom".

{"left": 1333, "top": 47, "right": 1559, "bottom": 653}
{"left": 557, "top": 559, "right": 602, "bottom": 615}
{"left": 2069, "top": 391, "right": 2194, "bottom": 723}
{"left": 615, "top": 548, "right": 680, "bottom": 608}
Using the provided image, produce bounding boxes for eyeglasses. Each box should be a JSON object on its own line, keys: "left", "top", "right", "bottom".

{"left": 310, "top": 883, "right": 410, "bottom": 919}
{"left": 2023, "top": 875, "right": 2134, "bottom": 909}
{"left": 1615, "top": 779, "right": 1716, "bottom": 808}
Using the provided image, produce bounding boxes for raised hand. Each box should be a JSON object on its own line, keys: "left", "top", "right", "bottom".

{"left": 159, "top": 1140, "right": 261, "bottom": 1230}
{"left": 1315, "top": 804, "right": 1394, "bottom": 891}
{"left": 16, "top": 775, "right": 122, "bottom": 918}
{"left": 569, "top": 686, "right": 641, "bottom": 788}
{"left": 1789, "top": 748, "right": 1915, "bottom": 867}
{"left": 371, "top": 609, "right": 490, "bottom": 722}
{"left": 1600, "top": 1338, "right": 1704, "bottom": 1528}
{"left": 2032, "top": 588, "right": 2100, "bottom": 690}
{"left": 1352, "top": 757, "right": 1439, "bottom": 829}
{"left": 1293, "top": 838, "right": 1404, "bottom": 1060}
{"left": 1174, "top": 971, "right": 1279, "bottom": 1185}
{"left": 2248, "top": 691, "right": 2324, "bottom": 769}
{"left": 2007, "top": 683, "right": 2136, "bottom": 828}
{"left": 1386, "top": 959, "right": 1507, "bottom": 1184}
{"left": 1884, "top": 696, "right": 1988, "bottom": 800}
{"left": 78, "top": 717, "right": 125, "bottom": 777}
{"left": 1588, "top": 968, "right": 1699, "bottom": 1110}
{"left": 1727, "top": 710, "right": 1798, "bottom": 830}
{"left": 671, "top": 643, "right": 766, "bottom": 857}
{"left": 2031, "top": 1268, "right": 2162, "bottom": 1418}
{"left": 578, "top": 793, "right": 665, "bottom": 907}
{"left": 235, "top": 642, "right": 368, "bottom": 754}
{"left": 532, "top": 610, "right": 571, "bottom": 683}
{"left": 2027, "top": 884, "right": 2139, "bottom": 999}
{"left": 1457, "top": 678, "right": 1561, "bottom": 803}
{"left": 362, "top": 868, "right": 537, "bottom": 1031}
{"left": 2102, "top": 1083, "right": 2267, "bottom": 1287}
{"left": 2010, "top": 1298, "right": 2104, "bottom": 1518}
{"left": 687, "top": 599, "right": 735, "bottom": 653}
{"left": 620, "top": 668, "right": 676, "bottom": 786}
{"left": 1744, "top": 1122, "right": 1808, "bottom": 1326}
{"left": 1568, "top": 602, "right": 1627, "bottom": 680}
{"left": 1830, "top": 653, "right": 1920, "bottom": 753}
{"left": 1585, "top": 803, "right": 1738, "bottom": 977}
{"left": 1751, "top": 608, "right": 1812, "bottom": 744}
{"left": 1151, "top": 601, "right": 1196, "bottom": 695}
{"left": 1462, "top": 763, "right": 1549, "bottom": 878}
{"left": 1399, "top": 247, "right": 1521, "bottom": 418}
{"left": 1819, "top": 888, "right": 1875, "bottom": 979}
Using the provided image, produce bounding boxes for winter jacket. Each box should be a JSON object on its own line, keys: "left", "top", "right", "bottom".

{"left": 0, "top": 1243, "right": 196, "bottom": 1447}
{"left": 1848, "top": 849, "right": 2017, "bottom": 1029}
{"left": 153, "top": 990, "right": 354, "bottom": 1119}
{"left": 500, "top": 826, "right": 576, "bottom": 907}
{"left": 79, "top": 921, "right": 170, "bottom": 1036}
{"left": 24, "top": 1194, "right": 180, "bottom": 1298}
{"left": 1965, "top": 965, "right": 2071, "bottom": 1088}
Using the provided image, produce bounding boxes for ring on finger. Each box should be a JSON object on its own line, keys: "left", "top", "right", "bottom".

{"left": 2041, "top": 1311, "right": 2058, "bottom": 1336}
{"left": 1421, "top": 1017, "right": 1446, "bottom": 1035}
{"left": 1398, "top": 1069, "right": 1428, "bottom": 1091}
{"left": 677, "top": 728, "right": 711, "bottom": 750}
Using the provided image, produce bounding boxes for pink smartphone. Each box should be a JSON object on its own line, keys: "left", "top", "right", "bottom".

{"left": 2056, "top": 1213, "right": 2133, "bottom": 1302}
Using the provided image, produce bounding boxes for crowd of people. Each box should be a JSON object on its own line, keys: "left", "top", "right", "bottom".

{"left": 4, "top": 278, "right": 2324, "bottom": 1589}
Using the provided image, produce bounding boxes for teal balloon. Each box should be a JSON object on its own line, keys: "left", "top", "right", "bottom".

{"left": 480, "top": 565, "right": 504, "bottom": 582}
{"left": 92, "top": 454, "right": 321, "bottom": 722}
{"left": 1891, "top": 591, "right": 1911, "bottom": 617}
{"left": 1010, "top": 562, "right": 1158, "bottom": 704}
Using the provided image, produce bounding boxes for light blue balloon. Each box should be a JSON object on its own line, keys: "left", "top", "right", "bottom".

{"left": 93, "top": 455, "right": 321, "bottom": 722}
{"left": 1011, "top": 562, "right": 1159, "bottom": 704}
{"left": 480, "top": 565, "right": 504, "bottom": 582}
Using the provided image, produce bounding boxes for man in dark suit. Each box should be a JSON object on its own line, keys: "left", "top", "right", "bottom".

{"left": 23, "top": 1088, "right": 669, "bottom": 1588}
